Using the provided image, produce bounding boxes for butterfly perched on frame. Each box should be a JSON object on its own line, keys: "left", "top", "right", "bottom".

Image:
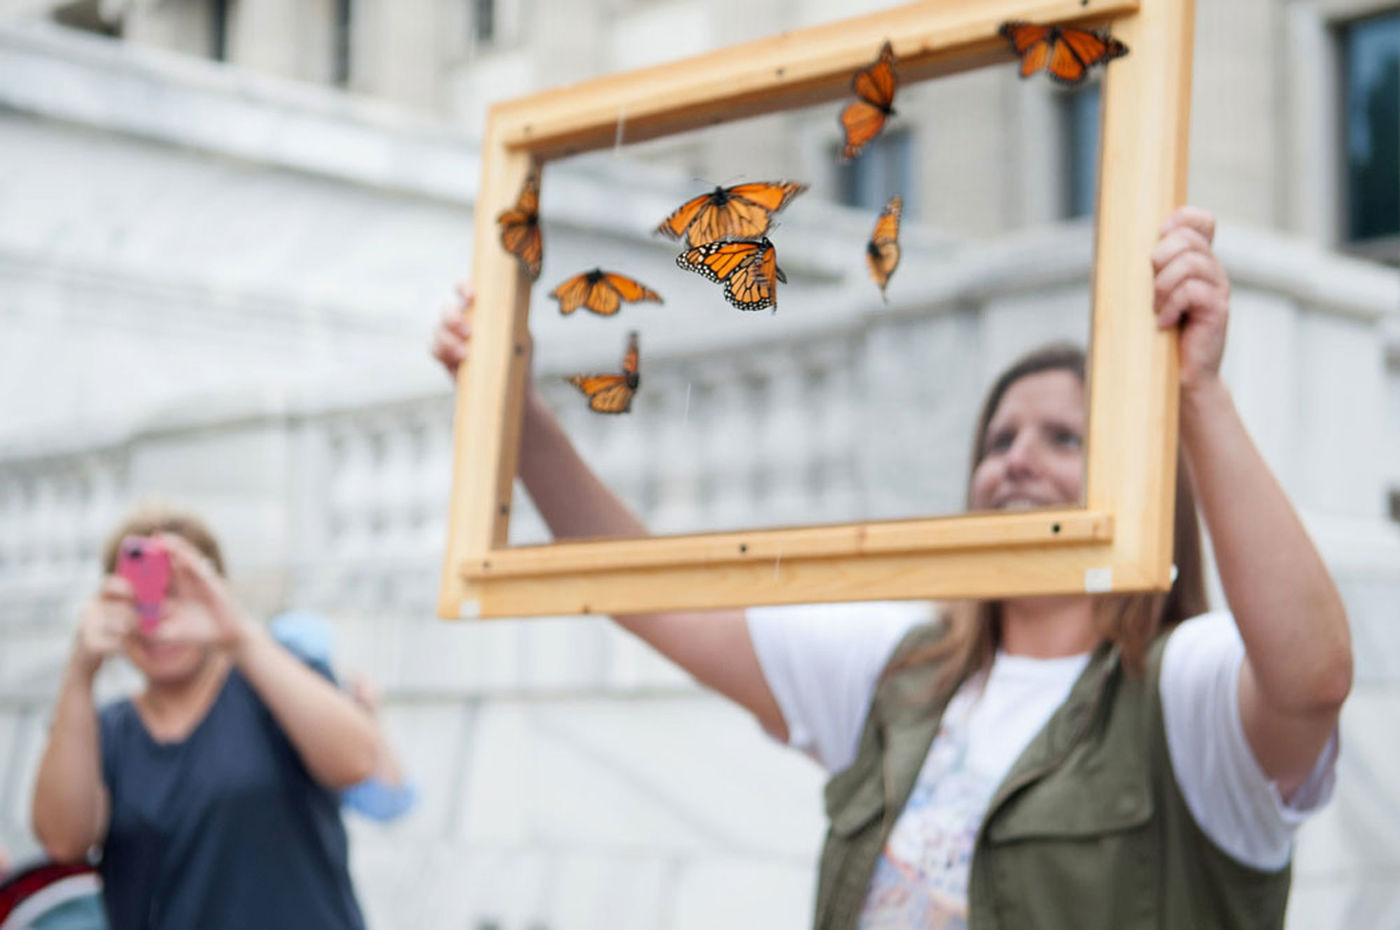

{"left": 549, "top": 269, "right": 663, "bottom": 316}
{"left": 676, "top": 237, "right": 786, "bottom": 313}
{"left": 655, "top": 181, "right": 808, "bottom": 248}
{"left": 497, "top": 171, "right": 543, "bottom": 280}
{"left": 998, "top": 21, "right": 1129, "bottom": 87}
{"left": 867, "top": 195, "right": 902, "bottom": 301}
{"left": 566, "top": 331, "right": 640, "bottom": 414}
{"left": 839, "top": 40, "right": 898, "bottom": 161}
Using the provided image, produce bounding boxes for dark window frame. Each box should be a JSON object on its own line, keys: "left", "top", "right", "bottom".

{"left": 1061, "top": 81, "right": 1102, "bottom": 220}
{"left": 474, "top": 0, "right": 497, "bottom": 45}
{"left": 833, "top": 128, "right": 916, "bottom": 216}
{"left": 333, "top": 0, "right": 354, "bottom": 86}
{"left": 1339, "top": 10, "right": 1400, "bottom": 251}
{"left": 210, "top": 0, "right": 230, "bottom": 61}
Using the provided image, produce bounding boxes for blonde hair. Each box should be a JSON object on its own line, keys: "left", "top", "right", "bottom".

{"left": 100, "top": 503, "right": 226, "bottom": 577}
{"left": 891, "top": 343, "right": 1208, "bottom": 693}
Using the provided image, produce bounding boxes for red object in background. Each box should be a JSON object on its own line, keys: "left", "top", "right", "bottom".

{"left": 116, "top": 535, "right": 171, "bottom": 634}
{"left": 0, "top": 861, "right": 100, "bottom": 928}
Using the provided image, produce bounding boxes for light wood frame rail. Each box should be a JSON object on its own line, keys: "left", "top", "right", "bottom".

{"left": 439, "top": 0, "right": 1195, "bottom": 619}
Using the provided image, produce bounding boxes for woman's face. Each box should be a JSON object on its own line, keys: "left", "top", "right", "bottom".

{"left": 122, "top": 595, "right": 213, "bottom": 687}
{"left": 970, "top": 369, "right": 1085, "bottom": 512}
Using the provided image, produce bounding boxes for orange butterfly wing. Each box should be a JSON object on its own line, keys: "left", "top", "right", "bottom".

{"left": 567, "top": 375, "right": 634, "bottom": 413}
{"left": 676, "top": 238, "right": 783, "bottom": 312}
{"left": 620, "top": 330, "right": 639, "bottom": 377}
{"left": 654, "top": 191, "right": 713, "bottom": 241}
{"left": 840, "top": 41, "right": 898, "bottom": 160}
{"left": 1047, "top": 36, "right": 1090, "bottom": 85}
{"left": 999, "top": 21, "right": 1053, "bottom": 55}
{"left": 1000, "top": 21, "right": 1128, "bottom": 86}
{"left": 1051, "top": 27, "right": 1129, "bottom": 85}
{"left": 866, "top": 195, "right": 902, "bottom": 299}
{"left": 566, "top": 332, "right": 640, "bottom": 414}
{"left": 549, "top": 271, "right": 595, "bottom": 315}
{"left": 550, "top": 270, "right": 662, "bottom": 316}
{"left": 497, "top": 173, "right": 542, "bottom": 280}
{"left": 655, "top": 182, "right": 808, "bottom": 246}
{"left": 601, "top": 273, "right": 663, "bottom": 307}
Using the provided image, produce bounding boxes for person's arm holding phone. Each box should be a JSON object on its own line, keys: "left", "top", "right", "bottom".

{"left": 156, "top": 535, "right": 380, "bottom": 790}
{"left": 31, "top": 578, "right": 133, "bottom": 862}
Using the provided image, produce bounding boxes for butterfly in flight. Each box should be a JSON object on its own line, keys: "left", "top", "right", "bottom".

{"left": 497, "top": 171, "right": 542, "bottom": 280}
{"left": 867, "top": 195, "right": 902, "bottom": 301}
{"left": 839, "top": 40, "right": 898, "bottom": 161}
{"left": 655, "top": 181, "right": 808, "bottom": 248}
{"left": 998, "top": 21, "right": 1128, "bottom": 86}
{"left": 550, "top": 269, "right": 663, "bottom": 316}
{"left": 676, "top": 237, "right": 786, "bottom": 313}
{"left": 567, "top": 331, "right": 640, "bottom": 415}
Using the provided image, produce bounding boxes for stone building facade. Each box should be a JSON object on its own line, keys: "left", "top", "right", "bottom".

{"left": 1, "top": 3, "right": 1398, "bottom": 928}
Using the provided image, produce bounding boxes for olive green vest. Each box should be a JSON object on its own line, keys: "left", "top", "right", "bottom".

{"left": 815, "top": 623, "right": 1292, "bottom": 930}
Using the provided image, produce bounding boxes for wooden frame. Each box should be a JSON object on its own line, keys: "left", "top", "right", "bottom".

{"left": 438, "top": 0, "right": 1196, "bottom": 619}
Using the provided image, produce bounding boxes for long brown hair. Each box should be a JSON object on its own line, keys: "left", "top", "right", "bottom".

{"left": 895, "top": 343, "right": 1208, "bottom": 692}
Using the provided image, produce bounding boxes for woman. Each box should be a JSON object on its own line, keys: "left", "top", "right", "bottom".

{"left": 430, "top": 207, "right": 1349, "bottom": 928}
{"left": 31, "top": 508, "right": 378, "bottom": 930}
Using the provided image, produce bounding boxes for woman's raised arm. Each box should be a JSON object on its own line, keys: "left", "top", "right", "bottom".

{"left": 1153, "top": 207, "right": 1352, "bottom": 796}
{"left": 430, "top": 287, "right": 788, "bottom": 739}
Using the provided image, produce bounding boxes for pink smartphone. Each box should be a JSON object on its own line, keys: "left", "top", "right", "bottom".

{"left": 116, "top": 536, "right": 171, "bottom": 634}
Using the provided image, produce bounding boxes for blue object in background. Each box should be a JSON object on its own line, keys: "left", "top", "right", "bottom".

{"left": 270, "top": 611, "right": 419, "bottom": 824}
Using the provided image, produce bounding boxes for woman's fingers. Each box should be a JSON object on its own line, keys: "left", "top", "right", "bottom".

{"left": 432, "top": 283, "right": 475, "bottom": 379}
{"left": 1151, "top": 225, "right": 1214, "bottom": 275}
{"left": 159, "top": 534, "right": 220, "bottom": 602}
{"left": 99, "top": 574, "right": 135, "bottom": 601}
{"left": 1160, "top": 205, "right": 1216, "bottom": 244}
{"left": 1154, "top": 251, "right": 1226, "bottom": 327}
{"left": 439, "top": 300, "right": 471, "bottom": 338}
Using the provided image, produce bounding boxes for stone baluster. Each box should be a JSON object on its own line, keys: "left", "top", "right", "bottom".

{"left": 815, "top": 340, "right": 862, "bottom": 523}
{"left": 702, "top": 358, "right": 761, "bottom": 530}
{"left": 650, "top": 366, "right": 705, "bottom": 535}
{"left": 757, "top": 351, "right": 812, "bottom": 525}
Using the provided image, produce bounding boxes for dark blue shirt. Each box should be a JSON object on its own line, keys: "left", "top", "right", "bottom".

{"left": 98, "top": 664, "right": 366, "bottom": 930}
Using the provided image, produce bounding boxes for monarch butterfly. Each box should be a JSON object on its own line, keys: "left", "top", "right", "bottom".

{"left": 867, "top": 195, "right": 902, "bottom": 301}
{"left": 998, "top": 21, "right": 1128, "bottom": 86}
{"left": 655, "top": 181, "right": 809, "bottom": 247}
{"left": 497, "top": 171, "right": 542, "bottom": 280}
{"left": 566, "top": 331, "right": 640, "bottom": 414}
{"left": 550, "top": 269, "right": 663, "bottom": 316}
{"left": 676, "top": 237, "right": 787, "bottom": 313}
{"left": 839, "top": 40, "right": 898, "bottom": 161}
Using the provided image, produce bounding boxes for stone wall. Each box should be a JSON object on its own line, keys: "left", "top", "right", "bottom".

{"left": 1, "top": 19, "right": 1398, "bottom": 930}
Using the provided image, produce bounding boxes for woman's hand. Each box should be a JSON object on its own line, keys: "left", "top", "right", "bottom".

{"left": 73, "top": 577, "right": 137, "bottom": 677}
{"left": 1152, "top": 206, "right": 1230, "bottom": 393}
{"left": 429, "top": 281, "right": 534, "bottom": 382}
{"left": 153, "top": 533, "right": 251, "bottom": 654}
{"left": 429, "top": 282, "right": 474, "bottom": 380}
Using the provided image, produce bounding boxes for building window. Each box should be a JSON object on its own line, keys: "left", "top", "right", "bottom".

{"left": 1342, "top": 12, "right": 1400, "bottom": 246}
{"left": 473, "top": 0, "right": 496, "bottom": 44}
{"left": 836, "top": 130, "right": 913, "bottom": 214}
{"left": 210, "top": 0, "right": 230, "bottom": 61}
{"left": 1062, "top": 82, "right": 1101, "bottom": 219}
{"left": 51, "top": 0, "right": 122, "bottom": 37}
{"left": 333, "top": 0, "right": 353, "bottom": 86}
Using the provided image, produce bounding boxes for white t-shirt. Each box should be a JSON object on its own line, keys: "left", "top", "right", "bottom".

{"left": 747, "top": 604, "right": 1339, "bottom": 928}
